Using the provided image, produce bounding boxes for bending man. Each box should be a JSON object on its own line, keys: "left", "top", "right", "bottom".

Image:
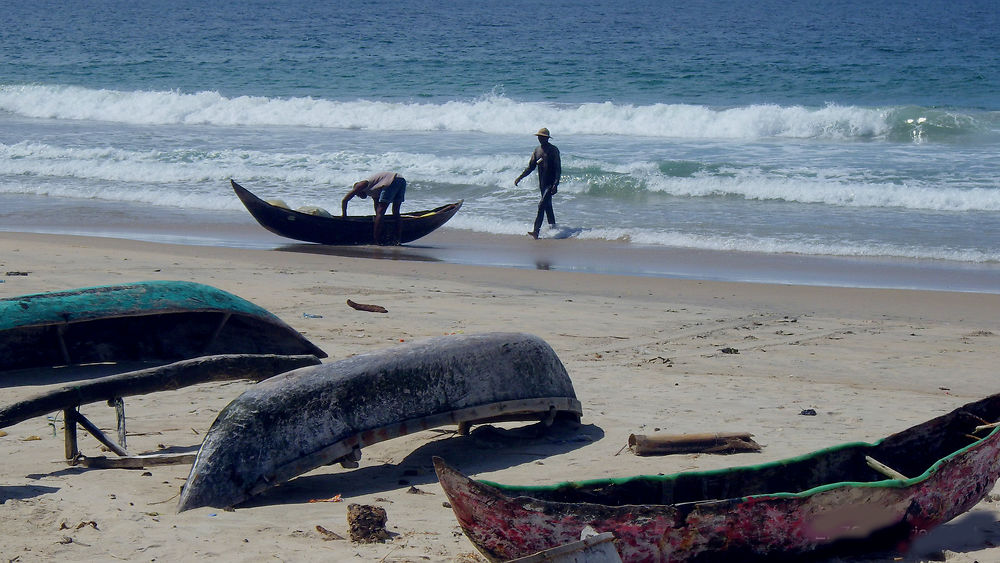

{"left": 342, "top": 171, "right": 407, "bottom": 245}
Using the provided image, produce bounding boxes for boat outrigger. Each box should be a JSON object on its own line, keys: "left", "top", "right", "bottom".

{"left": 1, "top": 281, "right": 326, "bottom": 468}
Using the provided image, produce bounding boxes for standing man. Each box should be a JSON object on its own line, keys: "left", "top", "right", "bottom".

{"left": 515, "top": 127, "right": 561, "bottom": 239}
{"left": 341, "top": 171, "right": 407, "bottom": 245}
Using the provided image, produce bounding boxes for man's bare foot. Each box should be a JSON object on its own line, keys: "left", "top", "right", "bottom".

{"left": 527, "top": 231, "right": 539, "bottom": 239}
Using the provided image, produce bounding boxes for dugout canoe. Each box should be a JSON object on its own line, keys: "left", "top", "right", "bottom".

{"left": 0, "top": 280, "right": 326, "bottom": 376}
{"left": 436, "top": 393, "right": 1000, "bottom": 562}
{"left": 177, "top": 332, "right": 582, "bottom": 512}
{"left": 232, "top": 180, "right": 462, "bottom": 245}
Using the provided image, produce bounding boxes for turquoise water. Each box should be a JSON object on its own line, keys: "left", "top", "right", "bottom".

{"left": 1, "top": 0, "right": 998, "bottom": 281}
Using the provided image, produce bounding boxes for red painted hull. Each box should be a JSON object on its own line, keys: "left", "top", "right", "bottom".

{"left": 435, "top": 394, "right": 1000, "bottom": 562}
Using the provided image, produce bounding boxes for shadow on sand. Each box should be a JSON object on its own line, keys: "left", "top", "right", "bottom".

{"left": 238, "top": 419, "right": 603, "bottom": 508}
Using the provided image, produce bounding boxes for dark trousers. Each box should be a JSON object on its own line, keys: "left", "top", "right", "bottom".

{"left": 533, "top": 188, "right": 555, "bottom": 233}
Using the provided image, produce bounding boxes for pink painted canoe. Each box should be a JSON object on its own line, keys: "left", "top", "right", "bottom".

{"left": 436, "top": 393, "right": 1000, "bottom": 562}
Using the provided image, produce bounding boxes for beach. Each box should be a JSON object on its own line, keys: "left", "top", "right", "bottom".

{"left": 2, "top": 230, "right": 999, "bottom": 562}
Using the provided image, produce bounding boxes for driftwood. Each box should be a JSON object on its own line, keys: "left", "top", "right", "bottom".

{"left": 0, "top": 353, "right": 321, "bottom": 429}
{"left": 347, "top": 299, "right": 388, "bottom": 313}
{"left": 628, "top": 432, "right": 762, "bottom": 456}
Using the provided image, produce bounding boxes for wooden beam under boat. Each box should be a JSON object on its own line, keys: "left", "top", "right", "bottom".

{"left": 0, "top": 280, "right": 327, "bottom": 378}
{"left": 232, "top": 179, "right": 463, "bottom": 246}
{"left": 177, "top": 332, "right": 582, "bottom": 512}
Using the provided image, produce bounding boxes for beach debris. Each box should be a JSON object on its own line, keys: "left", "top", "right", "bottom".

{"left": 5, "top": 271, "right": 30, "bottom": 276}
{"left": 60, "top": 520, "right": 99, "bottom": 530}
{"left": 719, "top": 347, "right": 739, "bottom": 354}
{"left": 302, "top": 312, "right": 323, "bottom": 318}
{"left": 315, "top": 524, "right": 344, "bottom": 541}
{"left": 347, "top": 503, "right": 390, "bottom": 543}
{"left": 407, "top": 486, "right": 433, "bottom": 495}
{"left": 628, "top": 432, "right": 762, "bottom": 456}
{"left": 347, "top": 299, "right": 388, "bottom": 313}
{"left": 308, "top": 494, "right": 343, "bottom": 503}
{"left": 965, "top": 330, "right": 994, "bottom": 337}
{"left": 799, "top": 409, "right": 817, "bottom": 416}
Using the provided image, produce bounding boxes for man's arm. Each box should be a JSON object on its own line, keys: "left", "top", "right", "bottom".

{"left": 342, "top": 183, "right": 369, "bottom": 216}
{"left": 514, "top": 149, "right": 540, "bottom": 185}
{"left": 551, "top": 148, "right": 562, "bottom": 191}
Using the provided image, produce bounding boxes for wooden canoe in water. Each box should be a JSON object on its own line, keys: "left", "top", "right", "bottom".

{"left": 177, "top": 332, "right": 582, "bottom": 512}
{"left": 232, "top": 180, "right": 463, "bottom": 245}
{"left": 435, "top": 393, "right": 1000, "bottom": 562}
{"left": 0, "top": 280, "right": 327, "bottom": 377}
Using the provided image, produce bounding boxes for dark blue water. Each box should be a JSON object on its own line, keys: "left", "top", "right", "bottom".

{"left": 5, "top": 0, "right": 998, "bottom": 106}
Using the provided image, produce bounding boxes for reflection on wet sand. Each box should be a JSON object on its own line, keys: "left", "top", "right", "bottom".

{"left": 276, "top": 243, "right": 443, "bottom": 263}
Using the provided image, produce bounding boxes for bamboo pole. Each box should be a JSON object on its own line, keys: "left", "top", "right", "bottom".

{"left": 865, "top": 456, "right": 909, "bottom": 480}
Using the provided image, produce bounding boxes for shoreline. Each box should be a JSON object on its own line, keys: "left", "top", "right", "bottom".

{"left": 2, "top": 231, "right": 999, "bottom": 562}
{"left": 1, "top": 223, "right": 997, "bottom": 296}
{"left": 2, "top": 192, "right": 998, "bottom": 295}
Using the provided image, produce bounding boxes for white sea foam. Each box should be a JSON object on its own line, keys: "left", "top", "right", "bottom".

{"left": 0, "top": 84, "right": 900, "bottom": 140}
{"left": 2, "top": 140, "right": 998, "bottom": 213}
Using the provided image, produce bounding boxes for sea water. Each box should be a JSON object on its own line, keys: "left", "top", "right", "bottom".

{"left": 1, "top": 0, "right": 998, "bottom": 287}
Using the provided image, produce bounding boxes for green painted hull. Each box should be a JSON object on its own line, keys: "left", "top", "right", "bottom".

{"left": 1, "top": 281, "right": 326, "bottom": 375}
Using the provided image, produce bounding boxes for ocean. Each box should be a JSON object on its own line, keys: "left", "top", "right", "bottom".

{"left": 2, "top": 0, "right": 998, "bottom": 291}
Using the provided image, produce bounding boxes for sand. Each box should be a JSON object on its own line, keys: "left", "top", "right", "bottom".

{"left": 1, "top": 231, "right": 999, "bottom": 563}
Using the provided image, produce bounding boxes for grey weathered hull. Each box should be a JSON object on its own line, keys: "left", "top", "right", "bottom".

{"left": 177, "top": 332, "right": 582, "bottom": 512}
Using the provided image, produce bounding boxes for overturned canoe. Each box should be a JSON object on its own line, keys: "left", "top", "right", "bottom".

{"left": 177, "top": 332, "right": 582, "bottom": 512}
{"left": 232, "top": 179, "right": 463, "bottom": 245}
{"left": 436, "top": 393, "right": 1000, "bottom": 562}
{"left": 0, "top": 280, "right": 326, "bottom": 376}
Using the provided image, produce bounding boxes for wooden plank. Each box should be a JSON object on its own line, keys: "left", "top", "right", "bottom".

{"left": 75, "top": 452, "right": 197, "bottom": 469}
{"left": 628, "top": 432, "right": 762, "bottom": 455}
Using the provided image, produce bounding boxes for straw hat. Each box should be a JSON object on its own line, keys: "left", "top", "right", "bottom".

{"left": 535, "top": 127, "right": 551, "bottom": 138}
